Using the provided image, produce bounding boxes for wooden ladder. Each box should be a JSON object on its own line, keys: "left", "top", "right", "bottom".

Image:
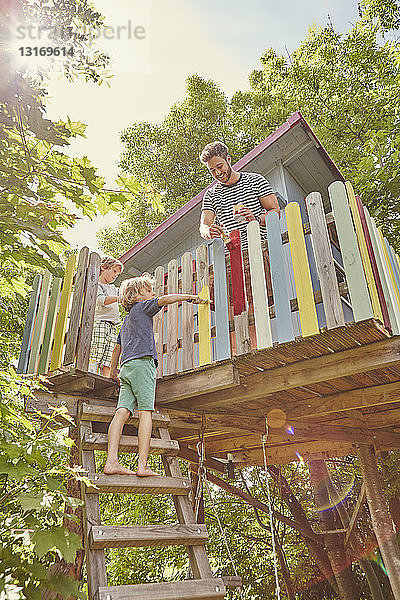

{"left": 78, "top": 401, "right": 227, "bottom": 600}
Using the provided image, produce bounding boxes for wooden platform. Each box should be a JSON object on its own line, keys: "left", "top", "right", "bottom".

{"left": 30, "top": 319, "right": 400, "bottom": 467}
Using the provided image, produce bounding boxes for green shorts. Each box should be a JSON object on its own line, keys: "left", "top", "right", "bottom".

{"left": 117, "top": 356, "right": 156, "bottom": 413}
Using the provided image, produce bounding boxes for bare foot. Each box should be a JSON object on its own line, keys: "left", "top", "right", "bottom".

{"left": 136, "top": 467, "right": 160, "bottom": 477}
{"left": 103, "top": 461, "right": 136, "bottom": 475}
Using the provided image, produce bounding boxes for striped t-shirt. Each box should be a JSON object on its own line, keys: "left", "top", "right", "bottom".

{"left": 201, "top": 172, "right": 273, "bottom": 248}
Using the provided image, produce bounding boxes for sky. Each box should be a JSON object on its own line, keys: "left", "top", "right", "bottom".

{"left": 41, "top": 0, "right": 360, "bottom": 253}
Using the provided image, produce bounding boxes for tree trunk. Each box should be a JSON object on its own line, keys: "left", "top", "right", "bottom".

{"left": 359, "top": 559, "right": 386, "bottom": 600}
{"left": 267, "top": 465, "right": 339, "bottom": 597}
{"left": 325, "top": 472, "right": 386, "bottom": 600}
{"left": 190, "top": 465, "right": 204, "bottom": 523}
{"left": 275, "top": 532, "right": 296, "bottom": 600}
{"left": 309, "top": 460, "right": 360, "bottom": 600}
{"left": 358, "top": 445, "right": 400, "bottom": 600}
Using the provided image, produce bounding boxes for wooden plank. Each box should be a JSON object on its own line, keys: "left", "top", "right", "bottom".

{"left": 64, "top": 246, "right": 90, "bottom": 366}
{"left": 212, "top": 239, "right": 231, "bottom": 361}
{"left": 38, "top": 277, "right": 62, "bottom": 375}
{"left": 346, "top": 182, "right": 383, "bottom": 322}
{"left": 306, "top": 192, "right": 344, "bottom": 328}
{"left": 247, "top": 220, "right": 272, "bottom": 348}
{"left": 173, "top": 337, "right": 400, "bottom": 411}
{"left": 157, "top": 362, "right": 240, "bottom": 405}
{"left": 82, "top": 432, "right": 179, "bottom": 455}
{"left": 329, "top": 181, "right": 373, "bottom": 321}
{"left": 75, "top": 252, "right": 101, "bottom": 372}
{"left": 89, "top": 523, "right": 208, "bottom": 549}
{"left": 166, "top": 259, "right": 178, "bottom": 375}
{"left": 80, "top": 403, "right": 170, "bottom": 426}
{"left": 95, "top": 578, "right": 226, "bottom": 600}
{"left": 27, "top": 272, "right": 52, "bottom": 374}
{"left": 344, "top": 483, "right": 366, "bottom": 548}
{"left": 227, "top": 230, "right": 250, "bottom": 354}
{"left": 153, "top": 266, "right": 164, "bottom": 378}
{"left": 181, "top": 252, "right": 194, "bottom": 371}
{"left": 159, "top": 427, "right": 214, "bottom": 580}
{"left": 50, "top": 254, "right": 77, "bottom": 372}
{"left": 196, "top": 244, "right": 212, "bottom": 365}
{"left": 356, "top": 196, "right": 390, "bottom": 329}
{"left": 80, "top": 422, "right": 107, "bottom": 598}
{"left": 286, "top": 202, "right": 319, "bottom": 336}
{"left": 380, "top": 230, "right": 400, "bottom": 310}
{"left": 86, "top": 473, "right": 191, "bottom": 495}
{"left": 17, "top": 273, "right": 42, "bottom": 374}
{"left": 387, "top": 244, "right": 400, "bottom": 295}
{"left": 364, "top": 208, "right": 400, "bottom": 334}
{"left": 265, "top": 211, "right": 294, "bottom": 343}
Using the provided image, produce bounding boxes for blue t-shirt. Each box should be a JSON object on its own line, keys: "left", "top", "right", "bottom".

{"left": 117, "top": 299, "right": 162, "bottom": 367}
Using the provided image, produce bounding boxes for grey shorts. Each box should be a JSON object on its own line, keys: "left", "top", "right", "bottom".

{"left": 117, "top": 356, "right": 156, "bottom": 413}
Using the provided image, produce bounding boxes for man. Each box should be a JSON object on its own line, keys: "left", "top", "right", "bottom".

{"left": 199, "top": 141, "right": 280, "bottom": 247}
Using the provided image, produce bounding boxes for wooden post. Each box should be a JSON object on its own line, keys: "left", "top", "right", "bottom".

{"left": 358, "top": 445, "right": 400, "bottom": 600}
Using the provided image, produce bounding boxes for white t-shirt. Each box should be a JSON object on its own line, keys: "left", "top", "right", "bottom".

{"left": 94, "top": 282, "right": 120, "bottom": 323}
{"left": 201, "top": 172, "right": 273, "bottom": 248}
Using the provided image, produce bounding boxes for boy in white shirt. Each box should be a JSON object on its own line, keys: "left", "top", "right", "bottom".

{"left": 89, "top": 256, "right": 124, "bottom": 377}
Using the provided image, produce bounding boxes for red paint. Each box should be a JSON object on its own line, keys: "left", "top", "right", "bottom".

{"left": 119, "top": 112, "right": 344, "bottom": 265}
{"left": 227, "top": 230, "right": 246, "bottom": 316}
{"left": 355, "top": 195, "right": 391, "bottom": 331}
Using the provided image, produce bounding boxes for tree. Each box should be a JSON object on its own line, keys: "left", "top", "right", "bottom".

{"left": 105, "top": 6, "right": 400, "bottom": 253}
{"left": 0, "top": 369, "right": 92, "bottom": 599}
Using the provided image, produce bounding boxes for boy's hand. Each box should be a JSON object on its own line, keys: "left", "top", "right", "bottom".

{"left": 188, "top": 295, "right": 209, "bottom": 305}
{"left": 110, "top": 370, "right": 120, "bottom": 385}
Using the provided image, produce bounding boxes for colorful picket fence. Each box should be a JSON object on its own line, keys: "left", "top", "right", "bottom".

{"left": 17, "top": 248, "right": 100, "bottom": 375}
{"left": 18, "top": 180, "right": 400, "bottom": 379}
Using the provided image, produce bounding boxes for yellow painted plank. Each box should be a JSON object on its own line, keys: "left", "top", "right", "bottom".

{"left": 345, "top": 182, "right": 383, "bottom": 322}
{"left": 378, "top": 228, "right": 400, "bottom": 311}
{"left": 50, "top": 253, "right": 76, "bottom": 371}
{"left": 286, "top": 202, "right": 319, "bottom": 337}
{"left": 198, "top": 284, "right": 211, "bottom": 366}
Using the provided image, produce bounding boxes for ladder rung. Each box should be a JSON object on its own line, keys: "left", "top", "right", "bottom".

{"left": 80, "top": 403, "right": 170, "bottom": 427}
{"left": 82, "top": 432, "right": 179, "bottom": 455}
{"left": 86, "top": 473, "right": 191, "bottom": 495}
{"left": 89, "top": 524, "right": 208, "bottom": 549}
{"left": 94, "top": 578, "right": 226, "bottom": 600}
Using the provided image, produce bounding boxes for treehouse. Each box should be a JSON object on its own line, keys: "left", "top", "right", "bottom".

{"left": 19, "top": 112, "right": 400, "bottom": 599}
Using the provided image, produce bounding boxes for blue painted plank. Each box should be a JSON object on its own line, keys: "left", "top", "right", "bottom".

{"left": 17, "top": 274, "right": 42, "bottom": 374}
{"left": 212, "top": 239, "right": 231, "bottom": 361}
{"left": 265, "top": 212, "right": 294, "bottom": 343}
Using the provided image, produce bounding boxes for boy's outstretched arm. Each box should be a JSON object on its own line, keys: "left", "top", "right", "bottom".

{"left": 110, "top": 343, "right": 121, "bottom": 383}
{"left": 158, "top": 294, "right": 208, "bottom": 306}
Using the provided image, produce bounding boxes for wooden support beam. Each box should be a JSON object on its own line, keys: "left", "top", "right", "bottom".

{"left": 157, "top": 362, "right": 240, "bottom": 404}
{"left": 178, "top": 446, "right": 226, "bottom": 474}
{"left": 228, "top": 440, "right": 354, "bottom": 467}
{"left": 169, "top": 338, "right": 400, "bottom": 411}
{"left": 344, "top": 483, "right": 366, "bottom": 548}
{"left": 289, "top": 380, "right": 400, "bottom": 420}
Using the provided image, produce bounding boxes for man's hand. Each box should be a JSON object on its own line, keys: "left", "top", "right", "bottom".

{"left": 235, "top": 205, "right": 256, "bottom": 222}
{"left": 199, "top": 223, "right": 224, "bottom": 239}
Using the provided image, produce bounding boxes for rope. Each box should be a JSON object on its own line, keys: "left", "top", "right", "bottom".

{"left": 261, "top": 416, "right": 281, "bottom": 600}
{"left": 194, "top": 418, "right": 242, "bottom": 596}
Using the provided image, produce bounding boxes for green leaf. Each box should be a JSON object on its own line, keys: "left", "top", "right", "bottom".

{"left": 32, "top": 527, "right": 82, "bottom": 563}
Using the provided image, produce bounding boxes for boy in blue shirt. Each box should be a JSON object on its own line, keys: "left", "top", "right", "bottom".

{"left": 104, "top": 273, "right": 203, "bottom": 477}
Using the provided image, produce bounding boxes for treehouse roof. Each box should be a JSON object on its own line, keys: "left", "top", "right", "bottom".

{"left": 119, "top": 111, "right": 343, "bottom": 274}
